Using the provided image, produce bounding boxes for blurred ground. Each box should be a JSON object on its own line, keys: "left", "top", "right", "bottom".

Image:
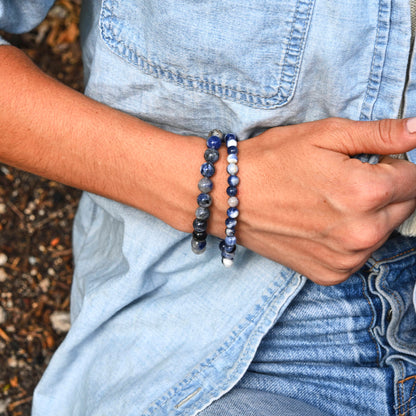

{"left": 0, "top": 1, "right": 83, "bottom": 414}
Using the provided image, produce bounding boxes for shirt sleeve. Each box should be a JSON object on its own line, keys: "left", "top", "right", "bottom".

{"left": 0, "top": 0, "right": 55, "bottom": 45}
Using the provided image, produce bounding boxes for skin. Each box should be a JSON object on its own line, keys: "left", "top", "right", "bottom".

{"left": 2, "top": 45, "right": 416, "bottom": 286}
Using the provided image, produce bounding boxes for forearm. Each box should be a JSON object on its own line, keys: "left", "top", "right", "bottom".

{"left": 0, "top": 45, "right": 227, "bottom": 233}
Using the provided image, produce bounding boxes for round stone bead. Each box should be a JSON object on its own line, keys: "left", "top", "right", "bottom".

{"left": 227, "top": 163, "right": 238, "bottom": 175}
{"left": 227, "top": 207, "right": 239, "bottom": 219}
{"left": 228, "top": 196, "right": 239, "bottom": 207}
{"left": 227, "top": 154, "right": 238, "bottom": 164}
{"left": 193, "top": 218, "right": 208, "bottom": 232}
{"left": 223, "top": 243, "right": 236, "bottom": 253}
{"left": 225, "top": 217, "right": 237, "bottom": 228}
{"left": 209, "top": 129, "right": 224, "bottom": 140}
{"left": 228, "top": 175, "right": 239, "bottom": 186}
{"left": 198, "top": 177, "right": 213, "bottom": 193}
{"left": 227, "top": 146, "right": 238, "bottom": 155}
{"left": 222, "top": 257, "right": 234, "bottom": 267}
{"left": 227, "top": 186, "right": 238, "bottom": 197}
{"left": 204, "top": 148, "right": 220, "bottom": 163}
{"left": 200, "top": 162, "right": 215, "bottom": 178}
{"left": 191, "top": 238, "right": 207, "bottom": 254}
{"left": 207, "top": 135, "right": 222, "bottom": 150}
{"left": 225, "top": 228, "right": 235, "bottom": 237}
{"left": 224, "top": 133, "right": 237, "bottom": 143}
{"left": 193, "top": 230, "right": 208, "bottom": 241}
{"left": 226, "top": 139, "right": 238, "bottom": 148}
{"left": 225, "top": 236, "right": 237, "bottom": 246}
{"left": 195, "top": 207, "right": 210, "bottom": 220}
{"left": 197, "top": 193, "right": 212, "bottom": 208}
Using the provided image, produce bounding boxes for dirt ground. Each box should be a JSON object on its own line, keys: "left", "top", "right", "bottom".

{"left": 0, "top": 1, "right": 83, "bottom": 414}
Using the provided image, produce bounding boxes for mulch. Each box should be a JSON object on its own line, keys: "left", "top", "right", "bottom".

{"left": 0, "top": 1, "right": 83, "bottom": 414}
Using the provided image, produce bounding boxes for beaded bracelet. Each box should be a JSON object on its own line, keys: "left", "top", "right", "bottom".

{"left": 220, "top": 133, "right": 239, "bottom": 267}
{"left": 191, "top": 130, "right": 223, "bottom": 255}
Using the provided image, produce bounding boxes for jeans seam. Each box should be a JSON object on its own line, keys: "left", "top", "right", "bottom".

{"left": 396, "top": 376, "right": 416, "bottom": 416}
{"left": 360, "top": 274, "right": 381, "bottom": 366}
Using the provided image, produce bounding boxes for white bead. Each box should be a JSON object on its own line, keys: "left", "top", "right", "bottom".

{"left": 227, "top": 139, "right": 237, "bottom": 147}
{"left": 222, "top": 257, "right": 234, "bottom": 267}
{"left": 227, "top": 154, "right": 238, "bottom": 164}
{"left": 227, "top": 163, "right": 238, "bottom": 175}
{"left": 228, "top": 197, "right": 239, "bottom": 207}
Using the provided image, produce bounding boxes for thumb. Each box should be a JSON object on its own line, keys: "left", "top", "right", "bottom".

{"left": 323, "top": 117, "right": 416, "bottom": 156}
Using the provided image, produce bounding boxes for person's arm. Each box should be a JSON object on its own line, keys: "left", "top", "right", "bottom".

{"left": 2, "top": 45, "right": 416, "bottom": 286}
{"left": 0, "top": 45, "right": 213, "bottom": 233}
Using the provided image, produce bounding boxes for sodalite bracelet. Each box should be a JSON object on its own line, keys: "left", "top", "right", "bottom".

{"left": 191, "top": 130, "right": 223, "bottom": 255}
{"left": 220, "top": 133, "right": 239, "bottom": 267}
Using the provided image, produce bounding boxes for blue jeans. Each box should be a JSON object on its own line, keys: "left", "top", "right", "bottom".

{"left": 200, "top": 233, "right": 416, "bottom": 415}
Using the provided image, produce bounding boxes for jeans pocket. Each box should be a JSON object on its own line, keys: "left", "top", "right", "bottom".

{"left": 99, "top": 0, "right": 315, "bottom": 109}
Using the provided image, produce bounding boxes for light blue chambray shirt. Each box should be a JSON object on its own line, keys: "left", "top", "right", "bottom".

{"left": 1, "top": 1, "right": 416, "bottom": 415}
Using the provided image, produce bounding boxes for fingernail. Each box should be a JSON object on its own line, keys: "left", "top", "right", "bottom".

{"left": 406, "top": 117, "right": 416, "bottom": 133}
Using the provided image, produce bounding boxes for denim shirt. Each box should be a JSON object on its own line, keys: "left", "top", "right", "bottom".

{"left": 1, "top": 1, "right": 416, "bottom": 415}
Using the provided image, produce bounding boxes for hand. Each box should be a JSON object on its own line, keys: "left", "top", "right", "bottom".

{"left": 232, "top": 118, "right": 416, "bottom": 285}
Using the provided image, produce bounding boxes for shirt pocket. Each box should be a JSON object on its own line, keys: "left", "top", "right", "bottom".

{"left": 99, "top": 0, "right": 315, "bottom": 109}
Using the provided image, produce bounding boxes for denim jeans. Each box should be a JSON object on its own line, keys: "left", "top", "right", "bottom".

{"left": 199, "top": 232, "right": 416, "bottom": 415}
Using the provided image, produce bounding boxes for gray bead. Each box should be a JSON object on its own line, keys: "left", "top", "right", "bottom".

{"left": 195, "top": 207, "right": 210, "bottom": 220}
{"left": 208, "top": 129, "right": 223, "bottom": 140}
{"left": 198, "top": 177, "right": 213, "bottom": 193}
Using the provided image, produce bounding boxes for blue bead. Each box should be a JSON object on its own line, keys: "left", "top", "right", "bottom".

{"left": 200, "top": 162, "right": 215, "bottom": 177}
{"left": 227, "top": 186, "right": 237, "bottom": 197}
{"left": 191, "top": 238, "right": 207, "bottom": 254}
{"left": 195, "top": 207, "right": 210, "bottom": 220}
{"left": 198, "top": 177, "right": 213, "bottom": 193}
{"left": 207, "top": 135, "right": 222, "bottom": 150}
{"left": 227, "top": 146, "right": 238, "bottom": 155}
{"left": 227, "top": 207, "right": 239, "bottom": 219}
{"left": 219, "top": 240, "right": 226, "bottom": 251}
{"left": 225, "top": 228, "right": 235, "bottom": 237}
{"left": 228, "top": 175, "right": 239, "bottom": 186}
{"left": 225, "top": 236, "right": 237, "bottom": 246}
{"left": 227, "top": 163, "right": 238, "bottom": 175}
{"left": 225, "top": 217, "right": 237, "bottom": 228}
{"left": 204, "top": 148, "right": 220, "bottom": 163}
{"left": 223, "top": 243, "right": 236, "bottom": 253}
{"left": 193, "top": 218, "right": 208, "bottom": 232}
{"left": 221, "top": 249, "right": 235, "bottom": 260}
{"left": 197, "top": 193, "right": 212, "bottom": 208}
{"left": 224, "top": 133, "right": 237, "bottom": 143}
{"left": 227, "top": 154, "right": 238, "bottom": 164}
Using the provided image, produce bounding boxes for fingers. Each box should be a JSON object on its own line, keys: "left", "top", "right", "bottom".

{"left": 309, "top": 117, "right": 416, "bottom": 157}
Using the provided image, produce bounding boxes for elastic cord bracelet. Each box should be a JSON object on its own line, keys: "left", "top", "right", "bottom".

{"left": 191, "top": 129, "right": 223, "bottom": 255}
{"left": 220, "top": 133, "right": 239, "bottom": 267}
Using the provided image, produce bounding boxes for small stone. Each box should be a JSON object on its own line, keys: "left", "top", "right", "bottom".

{"left": 204, "top": 148, "right": 220, "bottom": 164}
{"left": 0, "top": 253, "right": 7, "bottom": 266}
{"left": 227, "top": 207, "right": 239, "bottom": 219}
{"left": 197, "top": 193, "right": 212, "bottom": 208}
{"left": 207, "top": 135, "right": 222, "bottom": 150}
{"left": 227, "top": 154, "right": 238, "bottom": 164}
{"left": 39, "top": 278, "right": 50, "bottom": 293}
{"left": 200, "top": 162, "right": 215, "bottom": 178}
{"left": 0, "top": 203, "right": 6, "bottom": 214}
{"left": 228, "top": 196, "right": 239, "bottom": 207}
{"left": 50, "top": 311, "right": 71, "bottom": 333}
{"left": 0, "top": 268, "right": 7, "bottom": 282}
{"left": 0, "top": 307, "right": 6, "bottom": 325}
{"left": 222, "top": 257, "right": 234, "bottom": 267}
{"left": 208, "top": 129, "right": 223, "bottom": 139}
{"left": 227, "top": 163, "right": 238, "bottom": 175}
{"left": 198, "top": 177, "right": 213, "bottom": 193}
{"left": 195, "top": 207, "right": 210, "bottom": 220}
{"left": 226, "top": 186, "right": 238, "bottom": 197}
